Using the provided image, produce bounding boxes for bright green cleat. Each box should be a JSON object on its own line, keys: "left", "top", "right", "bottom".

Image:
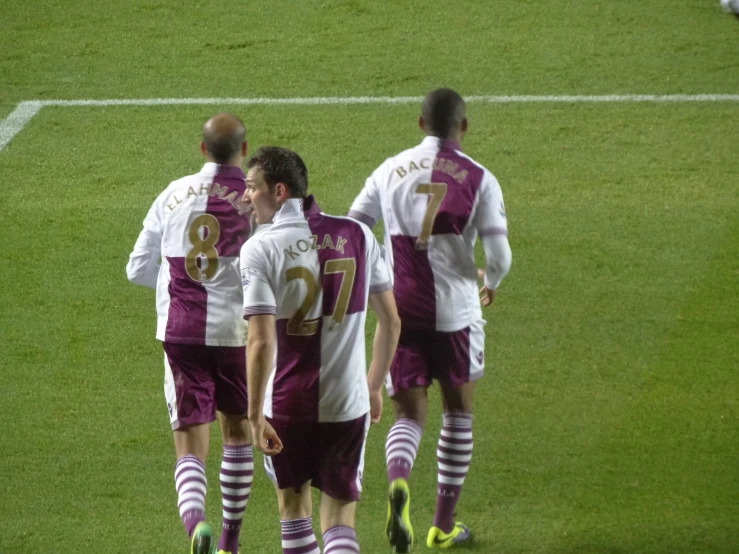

{"left": 386, "top": 478, "right": 414, "bottom": 553}
{"left": 190, "top": 522, "right": 216, "bottom": 554}
{"left": 426, "top": 523, "right": 471, "bottom": 549}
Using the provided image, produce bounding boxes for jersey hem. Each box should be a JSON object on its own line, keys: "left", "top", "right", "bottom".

{"left": 156, "top": 335, "right": 246, "bottom": 347}
{"left": 264, "top": 408, "right": 369, "bottom": 423}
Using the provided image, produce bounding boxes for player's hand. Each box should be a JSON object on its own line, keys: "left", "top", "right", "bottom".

{"left": 249, "top": 416, "right": 283, "bottom": 456}
{"left": 480, "top": 285, "right": 495, "bottom": 307}
{"left": 477, "top": 268, "right": 496, "bottom": 307}
{"left": 369, "top": 386, "right": 383, "bottom": 424}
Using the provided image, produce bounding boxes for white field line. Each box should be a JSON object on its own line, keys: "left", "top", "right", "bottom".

{"left": 2, "top": 94, "right": 739, "bottom": 151}
{"left": 36, "top": 94, "right": 739, "bottom": 106}
{"left": 0, "top": 101, "right": 42, "bottom": 151}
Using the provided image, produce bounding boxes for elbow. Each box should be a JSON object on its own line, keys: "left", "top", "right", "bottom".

{"left": 126, "top": 263, "right": 142, "bottom": 285}
{"left": 382, "top": 311, "right": 402, "bottom": 337}
{"left": 126, "top": 264, "right": 149, "bottom": 287}
{"left": 247, "top": 336, "right": 272, "bottom": 355}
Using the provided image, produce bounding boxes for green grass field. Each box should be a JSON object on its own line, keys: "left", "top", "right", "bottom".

{"left": 1, "top": 1, "right": 738, "bottom": 553}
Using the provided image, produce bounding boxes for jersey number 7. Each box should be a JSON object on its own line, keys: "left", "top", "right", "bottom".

{"left": 415, "top": 183, "right": 448, "bottom": 250}
{"left": 285, "top": 258, "right": 357, "bottom": 336}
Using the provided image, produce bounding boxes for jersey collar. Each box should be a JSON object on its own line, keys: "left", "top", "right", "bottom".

{"left": 420, "top": 135, "right": 462, "bottom": 152}
{"left": 274, "top": 195, "right": 322, "bottom": 222}
{"left": 199, "top": 162, "right": 246, "bottom": 180}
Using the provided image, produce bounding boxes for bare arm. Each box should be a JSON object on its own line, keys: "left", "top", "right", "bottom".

{"left": 246, "top": 314, "right": 282, "bottom": 455}
{"left": 367, "top": 289, "right": 401, "bottom": 423}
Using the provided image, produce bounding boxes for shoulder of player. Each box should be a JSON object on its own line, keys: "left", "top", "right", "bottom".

{"left": 453, "top": 153, "right": 501, "bottom": 193}
{"left": 153, "top": 172, "right": 201, "bottom": 205}
{"left": 319, "top": 212, "right": 369, "bottom": 236}
{"left": 239, "top": 232, "right": 270, "bottom": 265}
{"left": 164, "top": 171, "right": 203, "bottom": 192}
{"left": 372, "top": 144, "right": 423, "bottom": 175}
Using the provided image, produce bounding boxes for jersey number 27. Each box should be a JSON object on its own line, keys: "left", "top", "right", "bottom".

{"left": 285, "top": 258, "right": 356, "bottom": 336}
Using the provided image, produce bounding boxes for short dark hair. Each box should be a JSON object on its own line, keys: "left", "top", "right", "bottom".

{"left": 202, "top": 113, "right": 246, "bottom": 164}
{"left": 246, "top": 147, "right": 308, "bottom": 198}
{"left": 421, "top": 88, "right": 466, "bottom": 139}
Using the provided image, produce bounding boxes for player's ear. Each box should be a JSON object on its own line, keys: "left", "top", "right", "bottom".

{"left": 241, "top": 141, "right": 248, "bottom": 157}
{"left": 461, "top": 118, "right": 468, "bottom": 133}
{"left": 274, "top": 182, "right": 287, "bottom": 201}
{"left": 200, "top": 141, "right": 208, "bottom": 157}
{"left": 418, "top": 116, "right": 425, "bottom": 132}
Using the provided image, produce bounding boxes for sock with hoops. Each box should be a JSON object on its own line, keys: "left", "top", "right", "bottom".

{"left": 433, "top": 413, "right": 473, "bottom": 533}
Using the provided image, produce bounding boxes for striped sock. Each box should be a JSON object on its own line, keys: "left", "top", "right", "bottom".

{"left": 385, "top": 418, "right": 423, "bottom": 482}
{"left": 433, "top": 413, "right": 473, "bottom": 533}
{"left": 281, "top": 518, "right": 320, "bottom": 554}
{"left": 217, "top": 444, "right": 253, "bottom": 553}
{"left": 323, "top": 525, "right": 360, "bottom": 553}
{"left": 175, "top": 454, "right": 207, "bottom": 537}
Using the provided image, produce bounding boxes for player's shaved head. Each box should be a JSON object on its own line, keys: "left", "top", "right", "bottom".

{"left": 202, "top": 113, "right": 246, "bottom": 164}
{"left": 421, "top": 88, "right": 466, "bottom": 139}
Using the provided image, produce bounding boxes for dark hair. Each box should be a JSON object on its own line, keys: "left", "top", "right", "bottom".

{"left": 202, "top": 114, "right": 246, "bottom": 164}
{"left": 246, "top": 146, "right": 308, "bottom": 198}
{"left": 421, "top": 88, "right": 466, "bottom": 139}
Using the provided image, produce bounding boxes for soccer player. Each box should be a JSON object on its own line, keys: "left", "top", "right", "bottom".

{"left": 347, "top": 88, "right": 512, "bottom": 551}
{"left": 126, "top": 113, "right": 254, "bottom": 554}
{"left": 239, "top": 146, "right": 401, "bottom": 554}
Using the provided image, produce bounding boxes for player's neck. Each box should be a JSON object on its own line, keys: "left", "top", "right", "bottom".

{"left": 206, "top": 155, "right": 244, "bottom": 168}
{"left": 427, "top": 132, "right": 463, "bottom": 144}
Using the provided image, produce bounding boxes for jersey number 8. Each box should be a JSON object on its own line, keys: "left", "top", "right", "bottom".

{"left": 185, "top": 214, "right": 221, "bottom": 282}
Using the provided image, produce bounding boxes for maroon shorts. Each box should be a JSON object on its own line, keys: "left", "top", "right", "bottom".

{"left": 263, "top": 414, "right": 370, "bottom": 501}
{"left": 162, "top": 342, "right": 247, "bottom": 430}
{"left": 385, "top": 319, "right": 485, "bottom": 397}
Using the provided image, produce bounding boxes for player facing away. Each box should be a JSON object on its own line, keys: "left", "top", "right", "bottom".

{"left": 239, "top": 147, "right": 401, "bottom": 554}
{"left": 347, "top": 88, "right": 513, "bottom": 551}
{"left": 126, "top": 113, "right": 254, "bottom": 554}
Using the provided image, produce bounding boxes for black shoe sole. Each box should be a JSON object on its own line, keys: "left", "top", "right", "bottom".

{"left": 387, "top": 486, "right": 412, "bottom": 553}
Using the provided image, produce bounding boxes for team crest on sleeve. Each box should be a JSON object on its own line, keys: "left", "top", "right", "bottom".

{"left": 241, "top": 267, "right": 251, "bottom": 288}
{"left": 499, "top": 201, "right": 506, "bottom": 219}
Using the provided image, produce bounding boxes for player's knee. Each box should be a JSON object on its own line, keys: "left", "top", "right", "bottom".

{"left": 219, "top": 413, "right": 251, "bottom": 445}
{"left": 277, "top": 493, "right": 311, "bottom": 520}
{"left": 393, "top": 407, "right": 427, "bottom": 428}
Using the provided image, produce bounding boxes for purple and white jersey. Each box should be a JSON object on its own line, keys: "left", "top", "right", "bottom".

{"left": 348, "top": 136, "right": 508, "bottom": 332}
{"left": 126, "top": 162, "right": 251, "bottom": 346}
{"left": 240, "top": 196, "right": 391, "bottom": 423}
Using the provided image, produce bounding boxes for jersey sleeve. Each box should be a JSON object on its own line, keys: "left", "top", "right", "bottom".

{"left": 365, "top": 229, "right": 392, "bottom": 294}
{"left": 240, "top": 239, "right": 277, "bottom": 319}
{"left": 126, "top": 197, "right": 163, "bottom": 289}
{"left": 347, "top": 162, "right": 386, "bottom": 227}
{"left": 472, "top": 171, "right": 508, "bottom": 237}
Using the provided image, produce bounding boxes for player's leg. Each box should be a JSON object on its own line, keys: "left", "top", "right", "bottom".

{"left": 319, "top": 495, "right": 359, "bottom": 553}
{"left": 264, "top": 418, "right": 320, "bottom": 554}
{"left": 164, "top": 343, "right": 219, "bottom": 554}
{"left": 213, "top": 347, "right": 252, "bottom": 554}
{"left": 384, "top": 328, "right": 433, "bottom": 552}
{"left": 426, "top": 380, "right": 474, "bottom": 548}
{"left": 426, "top": 321, "right": 483, "bottom": 549}
{"left": 384, "top": 387, "right": 426, "bottom": 553}
{"left": 314, "top": 415, "right": 368, "bottom": 553}
{"left": 215, "top": 413, "right": 252, "bottom": 554}
{"left": 275, "top": 482, "right": 320, "bottom": 554}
